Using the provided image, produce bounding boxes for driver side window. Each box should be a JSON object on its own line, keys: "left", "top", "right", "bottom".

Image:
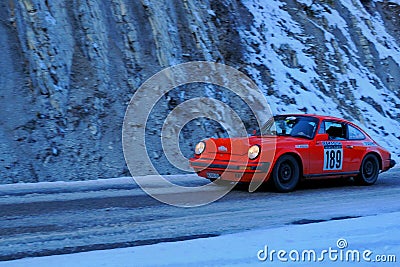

{"left": 323, "top": 121, "right": 347, "bottom": 140}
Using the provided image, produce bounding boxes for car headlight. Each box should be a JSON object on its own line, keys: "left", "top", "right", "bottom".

{"left": 248, "top": 145, "right": 260, "bottom": 160}
{"left": 195, "top": 141, "right": 206, "bottom": 155}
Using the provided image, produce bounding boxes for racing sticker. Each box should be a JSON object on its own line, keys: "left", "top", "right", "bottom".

{"left": 363, "top": 141, "right": 376, "bottom": 147}
{"left": 322, "top": 141, "right": 343, "bottom": 171}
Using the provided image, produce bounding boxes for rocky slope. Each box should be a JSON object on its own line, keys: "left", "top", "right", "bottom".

{"left": 0, "top": 0, "right": 399, "bottom": 183}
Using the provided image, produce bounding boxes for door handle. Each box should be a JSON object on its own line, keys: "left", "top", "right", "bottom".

{"left": 346, "top": 145, "right": 354, "bottom": 149}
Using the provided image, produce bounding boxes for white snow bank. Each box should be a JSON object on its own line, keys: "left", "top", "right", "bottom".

{"left": 1, "top": 211, "right": 398, "bottom": 267}
{"left": 0, "top": 174, "right": 210, "bottom": 204}
{"left": 0, "top": 177, "right": 134, "bottom": 194}
{"left": 240, "top": 0, "right": 400, "bottom": 164}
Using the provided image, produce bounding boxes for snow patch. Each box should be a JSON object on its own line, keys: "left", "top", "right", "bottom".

{"left": 2, "top": 212, "right": 399, "bottom": 266}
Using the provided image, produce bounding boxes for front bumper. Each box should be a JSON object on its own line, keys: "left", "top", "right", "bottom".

{"left": 189, "top": 158, "right": 271, "bottom": 182}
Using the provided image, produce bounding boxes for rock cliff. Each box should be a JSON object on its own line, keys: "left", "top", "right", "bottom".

{"left": 0, "top": 0, "right": 399, "bottom": 183}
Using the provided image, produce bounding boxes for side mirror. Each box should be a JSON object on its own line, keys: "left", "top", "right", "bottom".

{"left": 315, "top": 133, "right": 329, "bottom": 142}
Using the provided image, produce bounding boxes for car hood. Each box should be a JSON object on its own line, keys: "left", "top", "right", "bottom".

{"left": 203, "top": 136, "right": 277, "bottom": 156}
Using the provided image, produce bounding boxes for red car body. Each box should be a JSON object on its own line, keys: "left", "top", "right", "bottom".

{"left": 189, "top": 114, "right": 395, "bottom": 192}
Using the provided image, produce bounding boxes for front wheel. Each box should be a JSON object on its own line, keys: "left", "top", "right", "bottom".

{"left": 355, "top": 154, "right": 379, "bottom": 185}
{"left": 271, "top": 155, "right": 300, "bottom": 192}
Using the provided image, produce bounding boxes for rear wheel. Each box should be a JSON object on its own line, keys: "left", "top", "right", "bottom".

{"left": 271, "top": 155, "right": 300, "bottom": 192}
{"left": 355, "top": 154, "right": 379, "bottom": 185}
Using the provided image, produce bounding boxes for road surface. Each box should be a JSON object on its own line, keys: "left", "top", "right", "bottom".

{"left": 1, "top": 169, "right": 400, "bottom": 261}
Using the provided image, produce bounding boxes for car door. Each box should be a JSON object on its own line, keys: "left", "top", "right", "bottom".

{"left": 309, "top": 120, "right": 354, "bottom": 175}
{"left": 344, "top": 123, "right": 368, "bottom": 171}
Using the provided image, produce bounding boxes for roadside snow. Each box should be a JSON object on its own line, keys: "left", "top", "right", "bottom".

{"left": 0, "top": 174, "right": 209, "bottom": 204}
{"left": 1, "top": 212, "right": 398, "bottom": 267}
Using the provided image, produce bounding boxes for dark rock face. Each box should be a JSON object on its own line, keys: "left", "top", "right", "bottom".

{"left": 0, "top": 0, "right": 399, "bottom": 183}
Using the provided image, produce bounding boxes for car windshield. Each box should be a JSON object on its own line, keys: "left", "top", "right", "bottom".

{"left": 261, "top": 116, "right": 319, "bottom": 139}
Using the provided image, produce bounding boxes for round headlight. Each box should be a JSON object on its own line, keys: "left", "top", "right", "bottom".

{"left": 248, "top": 145, "right": 260, "bottom": 160}
{"left": 195, "top": 141, "right": 206, "bottom": 155}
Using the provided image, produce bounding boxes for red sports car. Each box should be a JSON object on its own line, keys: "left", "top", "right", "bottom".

{"left": 189, "top": 114, "right": 396, "bottom": 192}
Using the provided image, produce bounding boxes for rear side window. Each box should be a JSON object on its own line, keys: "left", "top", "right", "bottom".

{"left": 323, "top": 121, "right": 347, "bottom": 140}
{"left": 348, "top": 125, "right": 365, "bottom": 140}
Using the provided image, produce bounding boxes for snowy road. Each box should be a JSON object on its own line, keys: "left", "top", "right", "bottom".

{"left": 0, "top": 169, "right": 399, "bottom": 261}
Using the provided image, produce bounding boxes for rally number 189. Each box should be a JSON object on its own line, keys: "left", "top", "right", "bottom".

{"left": 324, "top": 148, "right": 343, "bottom": 170}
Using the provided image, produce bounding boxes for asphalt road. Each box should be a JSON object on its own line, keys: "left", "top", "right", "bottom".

{"left": 1, "top": 169, "right": 400, "bottom": 261}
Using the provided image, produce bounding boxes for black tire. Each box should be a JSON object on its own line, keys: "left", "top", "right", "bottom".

{"left": 271, "top": 155, "right": 300, "bottom": 192}
{"left": 355, "top": 154, "right": 379, "bottom": 185}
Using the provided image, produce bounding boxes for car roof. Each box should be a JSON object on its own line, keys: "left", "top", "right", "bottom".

{"left": 275, "top": 114, "right": 350, "bottom": 123}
